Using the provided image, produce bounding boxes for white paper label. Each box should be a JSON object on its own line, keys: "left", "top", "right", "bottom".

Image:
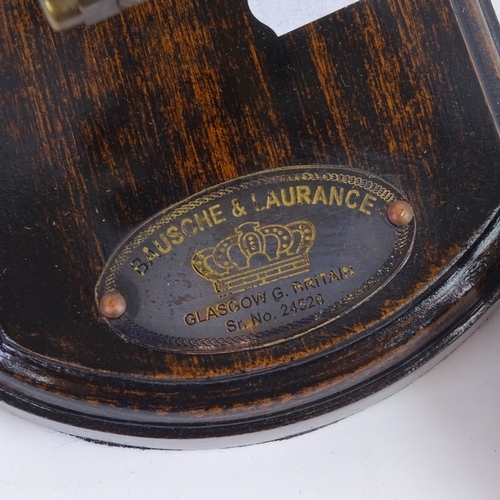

{"left": 248, "top": 0, "right": 360, "bottom": 36}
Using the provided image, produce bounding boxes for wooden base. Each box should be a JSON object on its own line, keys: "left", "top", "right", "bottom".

{"left": 1, "top": 0, "right": 500, "bottom": 446}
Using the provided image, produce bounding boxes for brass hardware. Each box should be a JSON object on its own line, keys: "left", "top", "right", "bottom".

{"left": 99, "top": 292, "right": 127, "bottom": 319}
{"left": 39, "top": 0, "right": 146, "bottom": 31}
{"left": 387, "top": 200, "right": 414, "bottom": 226}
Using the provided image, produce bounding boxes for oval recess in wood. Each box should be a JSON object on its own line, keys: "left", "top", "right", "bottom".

{"left": 96, "top": 165, "right": 415, "bottom": 353}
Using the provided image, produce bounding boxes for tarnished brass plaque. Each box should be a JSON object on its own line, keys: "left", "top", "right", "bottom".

{"left": 96, "top": 166, "right": 415, "bottom": 353}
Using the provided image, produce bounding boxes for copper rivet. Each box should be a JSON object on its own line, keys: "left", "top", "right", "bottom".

{"left": 99, "top": 292, "right": 126, "bottom": 319}
{"left": 387, "top": 200, "right": 414, "bottom": 226}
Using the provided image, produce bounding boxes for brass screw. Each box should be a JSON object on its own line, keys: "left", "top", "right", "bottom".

{"left": 99, "top": 292, "right": 127, "bottom": 319}
{"left": 387, "top": 200, "right": 414, "bottom": 226}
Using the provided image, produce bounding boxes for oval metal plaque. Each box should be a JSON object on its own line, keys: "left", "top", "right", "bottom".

{"left": 96, "top": 166, "right": 415, "bottom": 353}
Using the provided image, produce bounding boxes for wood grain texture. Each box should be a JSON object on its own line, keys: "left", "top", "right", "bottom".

{"left": 0, "top": 0, "right": 500, "bottom": 443}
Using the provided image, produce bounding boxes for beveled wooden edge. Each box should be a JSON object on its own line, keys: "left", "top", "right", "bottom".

{"left": 452, "top": 0, "right": 500, "bottom": 132}
{"left": 1, "top": 205, "right": 500, "bottom": 445}
{"left": 0, "top": 326, "right": 481, "bottom": 449}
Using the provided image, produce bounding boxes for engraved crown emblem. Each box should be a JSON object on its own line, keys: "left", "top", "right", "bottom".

{"left": 191, "top": 220, "right": 316, "bottom": 296}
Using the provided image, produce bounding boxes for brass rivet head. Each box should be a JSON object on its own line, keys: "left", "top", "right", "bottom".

{"left": 99, "top": 292, "right": 126, "bottom": 319}
{"left": 387, "top": 200, "right": 414, "bottom": 226}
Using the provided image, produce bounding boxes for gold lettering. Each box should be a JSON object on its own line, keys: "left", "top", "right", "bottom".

{"left": 280, "top": 187, "right": 296, "bottom": 207}
{"left": 329, "top": 271, "right": 341, "bottom": 281}
{"left": 316, "top": 272, "right": 328, "bottom": 285}
{"left": 228, "top": 300, "right": 240, "bottom": 313}
{"left": 180, "top": 218, "right": 197, "bottom": 237}
{"left": 266, "top": 190, "right": 282, "bottom": 209}
{"left": 293, "top": 267, "right": 356, "bottom": 292}
{"left": 251, "top": 193, "right": 266, "bottom": 212}
{"left": 184, "top": 313, "right": 196, "bottom": 325}
{"left": 195, "top": 311, "right": 207, "bottom": 323}
{"left": 209, "top": 204, "right": 226, "bottom": 225}
{"left": 342, "top": 266, "right": 356, "bottom": 277}
{"left": 130, "top": 258, "right": 148, "bottom": 276}
{"left": 207, "top": 307, "right": 218, "bottom": 320}
{"left": 142, "top": 246, "right": 160, "bottom": 263}
{"left": 231, "top": 198, "right": 247, "bottom": 217}
{"left": 296, "top": 185, "right": 312, "bottom": 204}
{"left": 312, "top": 185, "right": 328, "bottom": 205}
{"left": 304, "top": 277, "right": 315, "bottom": 289}
{"left": 359, "top": 194, "right": 377, "bottom": 215}
{"left": 153, "top": 233, "right": 172, "bottom": 254}
{"left": 217, "top": 303, "right": 228, "bottom": 315}
{"left": 329, "top": 187, "right": 345, "bottom": 206}
{"left": 166, "top": 225, "right": 184, "bottom": 245}
{"left": 194, "top": 210, "right": 214, "bottom": 231}
{"left": 345, "top": 189, "right": 360, "bottom": 209}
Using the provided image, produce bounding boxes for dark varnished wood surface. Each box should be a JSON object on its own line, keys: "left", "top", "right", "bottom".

{"left": 1, "top": 0, "right": 500, "bottom": 442}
